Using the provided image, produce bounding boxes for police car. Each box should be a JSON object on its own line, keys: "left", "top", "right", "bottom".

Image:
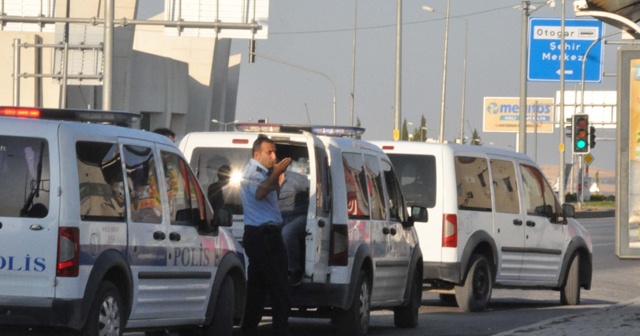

{"left": 0, "top": 107, "right": 246, "bottom": 336}
{"left": 179, "top": 123, "right": 426, "bottom": 336}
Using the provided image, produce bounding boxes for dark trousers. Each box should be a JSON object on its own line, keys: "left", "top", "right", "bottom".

{"left": 241, "top": 225, "right": 290, "bottom": 336}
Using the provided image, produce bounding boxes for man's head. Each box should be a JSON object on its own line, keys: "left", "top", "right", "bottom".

{"left": 252, "top": 135, "right": 277, "bottom": 169}
{"left": 217, "top": 165, "right": 231, "bottom": 181}
{"left": 153, "top": 128, "right": 175, "bottom": 142}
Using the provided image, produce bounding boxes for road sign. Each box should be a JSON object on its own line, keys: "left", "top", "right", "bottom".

{"left": 585, "top": 153, "right": 594, "bottom": 166}
{"left": 528, "top": 18, "right": 604, "bottom": 82}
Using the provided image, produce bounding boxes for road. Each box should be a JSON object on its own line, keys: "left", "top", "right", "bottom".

{"left": 3, "top": 216, "right": 638, "bottom": 336}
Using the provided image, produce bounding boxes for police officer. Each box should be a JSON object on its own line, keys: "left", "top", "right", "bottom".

{"left": 240, "top": 135, "right": 291, "bottom": 336}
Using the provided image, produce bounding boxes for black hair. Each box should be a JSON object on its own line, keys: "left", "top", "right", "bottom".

{"left": 252, "top": 134, "right": 274, "bottom": 154}
{"left": 153, "top": 128, "right": 175, "bottom": 138}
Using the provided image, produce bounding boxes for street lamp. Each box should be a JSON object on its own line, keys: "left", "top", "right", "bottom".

{"left": 211, "top": 119, "right": 240, "bottom": 132}
{"left": 422, "top": 2, "right": 450, "bottom": 143}
{"left": 515, "top": 0, "right": 556, "bottom": 153}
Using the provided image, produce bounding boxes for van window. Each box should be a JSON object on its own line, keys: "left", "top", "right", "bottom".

{"left": 364, "top": 154, "right": 386, "bottom": 220}
{"left": 381, "top": 159, "right": 405, "bottom": 222}
{"left": 455, "top": 156, "right": 492, "bottom": 212}
{"left": 315, "top": 145, "right": 331, "bottom": 217}
{"left": 123, "top": 145, "right": 163, "bottom": 224}
{"left": 490, "top": 159, "right": 520, "bottom": 214}
{"left": 191, "top": 147, "right": 250, "bottom": 215}
{"left": 343, "top": 152, "right": 370, "bottom": 219}
{"left": 386, "top": 154, "right": 436, "bottom": 208}
{"left": 0, "top": 136, "right": 50, "bottom": 218}
{"left": 77, "top": 141, "right": 125, "bottom": 221}
{"left": 520, "top": 164, "right": 562, "bottom": 220}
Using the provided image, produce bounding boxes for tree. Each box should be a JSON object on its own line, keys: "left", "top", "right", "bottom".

{"left": 410, "top": 115, "right": 427, "bottom": 142}
{"left": 401, "top": 119, "right": 409, "bottom": 141}
{"left": 471, "top": 128, "right": 482, "bottom": 146}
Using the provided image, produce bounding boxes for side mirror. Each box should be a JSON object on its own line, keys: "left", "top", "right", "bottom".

{"left": 562, "top": 203, "right": 575, "bottom": 218}
{"left": 213, "top": 208, "right": 233, "bottom": 227}
{"left": 405, "top": 206, "right": 428, "bottom": 228}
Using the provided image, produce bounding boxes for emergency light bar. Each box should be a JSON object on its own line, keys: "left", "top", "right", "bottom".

{"left": 235, "top": 123, "right": 365, "bottom": 137}
{"left": 0, "top": 107, "right": 141, "bottom": 127}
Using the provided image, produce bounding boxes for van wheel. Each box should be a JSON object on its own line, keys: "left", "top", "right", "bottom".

{"left": 393, "top": 268, "right": 421, "bottom": 328}
{"left": 203, "top": 276, "right": 235, "bottom": 336}
{"left": 560, "top": 253, "right": 581, "bottom": 305}
{"left": 83, "top": 281, "right": 124, "bottom": 336}
{"left": 336, "top": 270, "right": 370, "bottom": 336}
{"left": 455, "top": 255, "right": 492, "bottom": 312}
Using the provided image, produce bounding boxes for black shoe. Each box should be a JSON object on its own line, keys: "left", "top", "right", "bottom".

{"left": 290, "top": 270, "right": 304, "bottom": 286}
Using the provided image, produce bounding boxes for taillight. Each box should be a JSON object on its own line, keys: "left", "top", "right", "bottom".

{"left": 329, "top": 224, "right": 348, "bottom": 266}
{"left": 442, "top": 214, "right": 457, "bottom": 248}
{"left": 57, "top": 227, "right": 79, "bottom": 277}
{"left": 0, "top": 107, "right": 41, "bottom": 118}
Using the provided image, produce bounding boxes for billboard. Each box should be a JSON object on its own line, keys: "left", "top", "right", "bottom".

{"left": 616, "top": 47, "right": 640, "bottom": 259}
{"left": 483, "top": 97, "right": 555, "bottom": 133}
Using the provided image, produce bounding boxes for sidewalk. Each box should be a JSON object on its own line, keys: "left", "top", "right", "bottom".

{"left": 494, "top": 297, "right": 640, "bottom": 335}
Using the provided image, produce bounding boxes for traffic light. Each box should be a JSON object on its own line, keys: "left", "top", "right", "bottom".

{"left": 572, "top": 114, "right": 590, "bottom": 154}
{"left": 590, "top": 125, "right": 596, "bottom": 149}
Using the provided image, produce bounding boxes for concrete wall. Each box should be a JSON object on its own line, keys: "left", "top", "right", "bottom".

{"left": 0, "top": 0, "right": 239, "bottom": 139}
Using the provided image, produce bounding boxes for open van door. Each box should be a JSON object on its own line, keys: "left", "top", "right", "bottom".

{"left": 302, "top": 131, "right": 332, "bottom": 283}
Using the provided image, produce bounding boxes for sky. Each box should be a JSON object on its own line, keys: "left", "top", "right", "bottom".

{"left": 143, "top": 1, "right": 621, "bottom": 173}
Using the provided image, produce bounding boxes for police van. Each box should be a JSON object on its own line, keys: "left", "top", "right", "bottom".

{"left": 0, "top": 107, "right": 246, "bottom": 336}
{"left": 179, "top": 124, "right": 426, "bottom": 335}
{"left": 371, "top": 141, "right": 592, "bottom": 312}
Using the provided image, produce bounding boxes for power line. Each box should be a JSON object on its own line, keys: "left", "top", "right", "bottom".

{"left": 270, "top": 5, "right": 514, "bottom": 35}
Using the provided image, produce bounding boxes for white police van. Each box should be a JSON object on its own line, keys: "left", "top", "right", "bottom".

{"left": 0, "top": 107, "right": 246, "bottom": 336}
{"left": 179, "top": 124, "right": 426, "bottom": 335}
{"left": 372, "top": 141, "right": 593, "bottom": 312}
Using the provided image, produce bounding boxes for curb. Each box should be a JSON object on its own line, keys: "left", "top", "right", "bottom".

{"left": 575, "top": 209, "right": 615, "bottom": 218}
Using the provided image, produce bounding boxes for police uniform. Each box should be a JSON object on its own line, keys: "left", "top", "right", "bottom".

{"left": 240, "top": 158, "right": 290, "bottom": 336}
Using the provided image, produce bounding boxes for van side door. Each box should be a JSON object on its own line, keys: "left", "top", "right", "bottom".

{"left": 380, "top": 158, "right": 415, "bottom": 301}
{"left": 120, "top": 140, "right": 173, "bottom": 320}
{"left": 518, "top": 163, "right": 566, "bottom": 284}
{"left": 158, "top": 147, "right": 218, "bottom": 320}
{"left": 489, "top": 158, "right": 525, "bottom": 281}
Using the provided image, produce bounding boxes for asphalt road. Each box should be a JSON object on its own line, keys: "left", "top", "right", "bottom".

{"left": 3, "top": 216, "right": 637, "bottom": 336}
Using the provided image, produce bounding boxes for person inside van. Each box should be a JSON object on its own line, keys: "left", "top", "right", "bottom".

{"left": 278, "top": 169, "right": 310, "bottom": 286}
{"left": 208, "top": 164, "right": 231, "bottom": 212}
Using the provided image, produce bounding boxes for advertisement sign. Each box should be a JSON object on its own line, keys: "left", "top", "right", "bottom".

{"left": 616, "top": 47, "right": 640, "bottom": 258}
{"left": 483, "top": 97, "right": 555, "bottom": 133}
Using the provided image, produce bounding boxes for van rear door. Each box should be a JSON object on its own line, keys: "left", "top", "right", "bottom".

{"left": 0, "top": 121, "right": 58, "bottom": 300}
{"left": 303, "top": 132, "right": 331, "bottom": 283}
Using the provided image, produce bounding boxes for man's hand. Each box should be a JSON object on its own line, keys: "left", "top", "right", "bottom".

{"left": 273, "top": 157, "right": 292, "bottom": 176}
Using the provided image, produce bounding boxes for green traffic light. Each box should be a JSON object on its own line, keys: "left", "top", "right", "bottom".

{"left": 576, "top": 139, "right": 587, "bottom": 149}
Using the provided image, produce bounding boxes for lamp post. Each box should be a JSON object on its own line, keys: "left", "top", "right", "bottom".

{"left": 211, "top": 119, "right": 240, "bottom": 132}
{"left": 422, "top": 2, "right": 450, "bottom": 143}
{"left": 516, "top": 0, "right": 556, "bottom": 154}
{"left": 394, "top": 0, "right": 402, "bottom": 140}
{"left": 423, "top": 4, "right": 467, "bottom": 144}
{"left": 251, "top": 52, "right": 337, "bottom": 125}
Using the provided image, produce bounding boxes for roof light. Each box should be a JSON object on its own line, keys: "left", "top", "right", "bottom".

{"left": 0, "top": 106, "right": 140, "bottom": 127}
{"left": 235, "top": 123, "right": 365, "bottom": 137}
{"left": 0, "top": 107, "right": 41, "bottom": 118}
{"left": 381, "top": 145, "right": 395, "bottom": 150}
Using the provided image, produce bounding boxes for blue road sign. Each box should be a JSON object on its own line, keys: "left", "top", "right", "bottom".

{"left": 528, "top": 18, "right": 604, "bottom": 82}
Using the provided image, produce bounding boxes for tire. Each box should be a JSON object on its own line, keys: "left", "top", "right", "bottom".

{"left": 561, "top": 253, "right": 581, "bottom": 305}
{"left": 455, "top": 255, "right": 492, "bottom": 312}
{"left": 393, "top": 268, "right": 421, "bottom": 328}
{"left": 336, "top": 270, "right": 371, "bottom": 336}
{"left": 203, "top": 276, "right": 235, "bottom": 336}
{"left": 438, "top": 294, "right": 458, "bottom": 306}
{"left": 83, "top": 281, "right": 124, "bottom": 336}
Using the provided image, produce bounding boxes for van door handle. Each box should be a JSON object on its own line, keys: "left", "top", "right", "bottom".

{"left": 513, "top": 219, "right": 523, "bottom": 226}
{"left": 318, "top": 219, "right": 326, "bottom": 228}
{"left": 382, "top": 227, "right": 391, "bottom": 235}
{"left": 169, "top": 232, "right": 181, "bottom": 241}
{"left": 153, "top": 231, "right": 166, "bottom": 240}
{"left": 526, "top": 220, "right": 536, "bottom": 227}
{"left": 389, "top": 228, "right": 397, "bottom": 235}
